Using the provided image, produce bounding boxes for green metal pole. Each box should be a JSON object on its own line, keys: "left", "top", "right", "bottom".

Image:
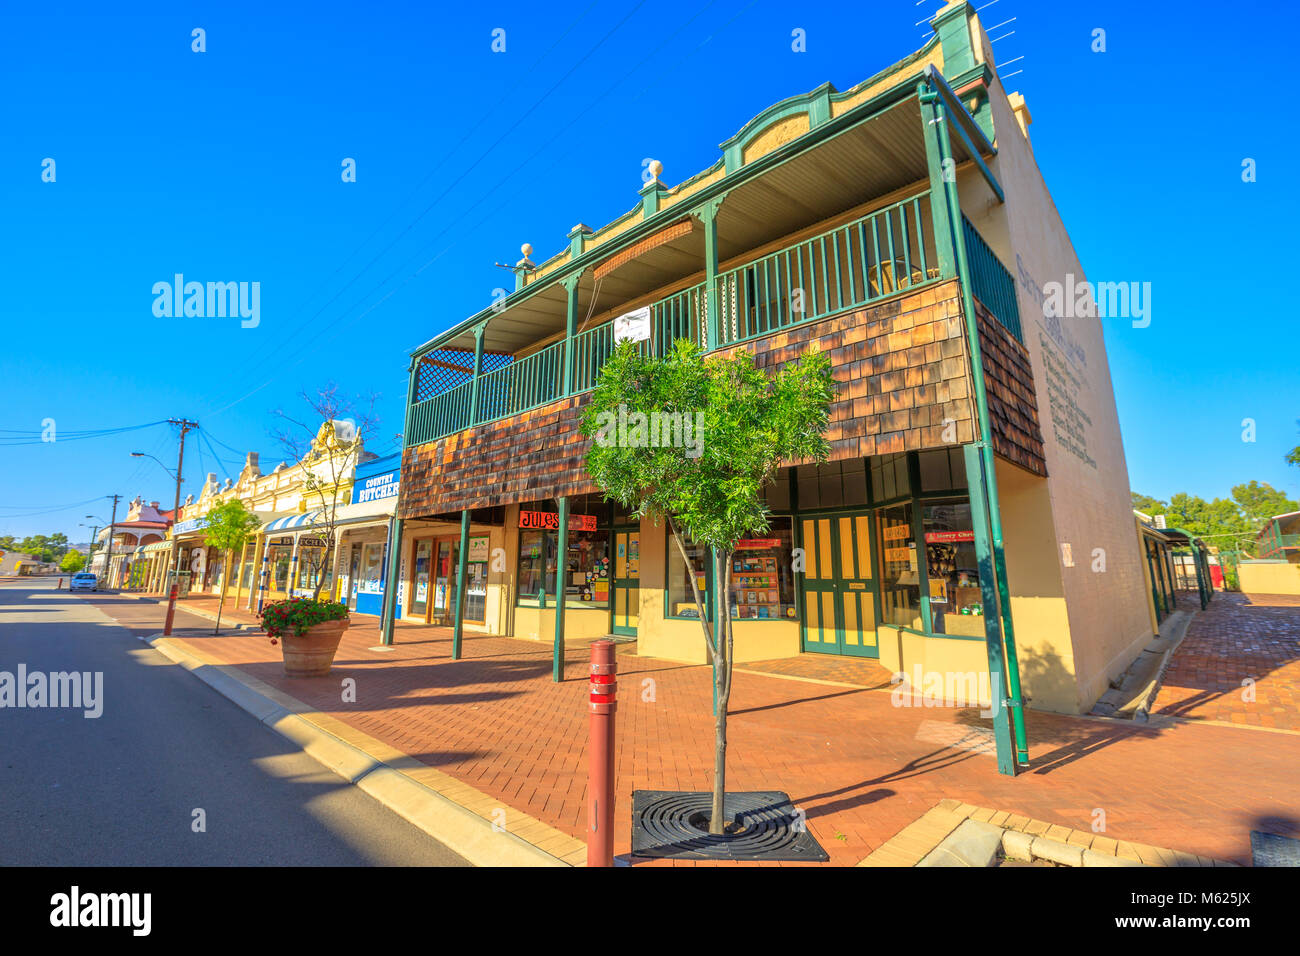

{"left": 562, "top": 275, "right": 579, "bottom": 395}
{"left": 552, "top": 497, "right": 568, "bottom": 682}
{"left": 1144, "top": 544, "right": 1161, "bottom": 625}
{"left": 963, "top": 445, "right": 1017, "bottom": 776}
{"left": 452, "top": 509, "right": 470, "bottom": 659}
{"left": 379, "top": 516, "right": 403, "bottom": 646}
{"left": 468, "top": 323, "right": 486, "bottom": 424}
{"left": 924, "top": 82, "right": 1027, "bottom": 767}
{"left": 701, "top": 197, "right": 723, "bottom": 350}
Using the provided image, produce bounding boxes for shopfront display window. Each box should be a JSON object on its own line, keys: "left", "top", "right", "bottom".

{"left": 360, "top": 543, "right": 384, "bottom": 595}
{"left": 728, "top": 517, "right": 796, "bottom": 621}
{"left": 518, "top": 525, "right": 609, "bottom": 608}
{"left": 877, "top": 504, "right": 920, "bottom": 628}
{"left": 410, "top": 539, "right": 432, "bottom": 615}
{"left": 921, "top": 500, "right": 981, "bottom": 636}
{"left": 667, "top": 532, "right": 711, "bottom": 620}
{"left": 271, "top": 548, "right": 291, "bottom": 592}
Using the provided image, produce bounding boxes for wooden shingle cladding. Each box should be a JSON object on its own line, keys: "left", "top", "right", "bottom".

{"left": 397, "top": 280, "right": 1046, "bottom": 517}
{"left": 975, "top": 299, "right": 1047, "bottom": 476}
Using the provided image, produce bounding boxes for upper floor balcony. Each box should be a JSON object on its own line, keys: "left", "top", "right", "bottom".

{"left": 399, "top": 63, "right": 1044, "bottom": 517}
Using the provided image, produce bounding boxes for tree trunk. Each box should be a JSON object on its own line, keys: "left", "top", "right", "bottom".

{"left": 313, "top": 537, "right": 332, "bottom": 602}
{"left": 709, "top": 547, "right": 729, "bottom": 834}
{"left": 213, "top": 549, "right": 231, "bottom": 635}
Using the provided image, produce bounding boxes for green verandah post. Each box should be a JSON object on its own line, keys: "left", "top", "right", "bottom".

{"left": 380, "top": 356, "right": 423, "bottom": 646}
{"left": 553, "top": 496, "right": 569, "bottom": 681}
{"left": 452, "top": 509, "right": 471, "bottom": 660}
{"left": 964, "top": 446, "right": 1018, "bottom": 776}
{"left": 922, "top": 77, "right": 1026, "bottom": 771}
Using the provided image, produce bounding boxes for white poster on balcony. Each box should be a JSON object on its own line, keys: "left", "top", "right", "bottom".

{"left": 613, "top": 306, "right": 651, "bottom": 344}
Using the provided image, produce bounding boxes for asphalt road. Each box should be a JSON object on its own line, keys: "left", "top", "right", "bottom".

{"left": 0, "top": 578, "right": 467, "bottom": 865}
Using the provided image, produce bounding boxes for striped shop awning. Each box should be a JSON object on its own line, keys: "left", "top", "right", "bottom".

{"left": 261, "top": 512, "right": 324, "bottom": 533}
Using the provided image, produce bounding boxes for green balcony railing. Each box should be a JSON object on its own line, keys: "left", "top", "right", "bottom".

{"left": 714, "top": 192, "right": 939, "bottom": 346}
{"left": 407, "top": 189, "right": 964, "bottom": 447}
{"left": 961, "top": 214, "right": 1022, "bottom": 343}
{"left": 408, "top": 377, "right": 475, "bottom": 445}
{"left": 477, "top": 339, "right": 565, "bottom": 423}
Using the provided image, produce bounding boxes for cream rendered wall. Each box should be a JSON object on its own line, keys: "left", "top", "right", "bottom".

{"left": 954, "top": 65, "right": 1153, "bottom": 713}
{"left": 1237, "top": 562, "right": 1300, "bottom": 595}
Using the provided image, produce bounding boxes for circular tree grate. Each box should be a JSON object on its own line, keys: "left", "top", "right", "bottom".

{"left": 631, "top": 790, "right": 829, "bottom": 862}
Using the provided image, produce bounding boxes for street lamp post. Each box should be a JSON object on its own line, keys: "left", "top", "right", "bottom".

{"left": 81, "top": 518, "right": 103, "bottom": 573}
{"left": 133, "top": 418, "right": 197, "bottom": 635}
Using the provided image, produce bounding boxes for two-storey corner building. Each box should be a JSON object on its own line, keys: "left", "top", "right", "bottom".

{"left": 380, "top": 1, "right": 1156, "bottom": 770}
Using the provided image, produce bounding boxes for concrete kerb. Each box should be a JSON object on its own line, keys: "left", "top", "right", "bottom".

{"left": 139, "top": 632, "right": 573, "bottom": 867}
{"left": 1134, "top": 610, "right": 1193, "bottom": 722}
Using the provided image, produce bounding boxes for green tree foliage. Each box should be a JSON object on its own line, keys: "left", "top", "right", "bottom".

{"left": 580, "top": 339, "right": 834, "bottom": 833}
{"left": 59, "top": 551, "right": 86, "bottom": 573}
{"left": 6, "top": 533, "right": 71, "bottom": 563}
{"left": 202, "top": 499, "right": 263, "bottom": 634}
{"left": 1133, "top": 482, "right": 1298, "bottom": 553}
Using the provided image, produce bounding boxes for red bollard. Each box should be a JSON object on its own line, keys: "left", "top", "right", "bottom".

{"left": 587, "top": 639, "right": 617, "bottom": 867}
{"left": 163, "top": 584, "right": 179, "bottom": 636}
{"left": 57, "top": 578, "right": 63, "bottom": 589}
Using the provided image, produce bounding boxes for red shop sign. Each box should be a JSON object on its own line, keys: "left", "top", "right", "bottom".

{"left": 736, "top": 538, "right": 780, "bottom": 550}
{"left": 925, "top": 531, "right": 975, "bottom": 543}
{"left": 519, "top": 511, "right": 597, "bottom": 532}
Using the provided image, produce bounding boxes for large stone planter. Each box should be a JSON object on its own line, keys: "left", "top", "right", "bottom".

{"left": 279, "top": 618, "right": 350, "bottom": 677}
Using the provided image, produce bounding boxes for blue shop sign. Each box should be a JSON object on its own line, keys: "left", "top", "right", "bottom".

{"left": 352, "top": 469, "right": 400, "bottom": 505}
{"left": 172, "top": 516, "right": 207, "bottom": 534}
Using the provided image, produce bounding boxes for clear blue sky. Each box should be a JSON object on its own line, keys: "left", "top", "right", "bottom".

{"left": 1, "top": 0, "right": 1295, "bottom": 543}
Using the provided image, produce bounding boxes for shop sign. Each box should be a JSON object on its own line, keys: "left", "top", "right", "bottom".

{"left": 736, "top": 538, "right": 780, "bottom": 550}
{"left": 925, "top": 531, "right": 974, "bottom": 543}
{"left": 353, "top": 469, "right": 400, "bottom": 504}
{"left": 613, "top": 306, "right": 651, "bottom": 344}
{"left": 173, "top": 516, "right": 207, "bottom": 535}
{"left": 271, "top": 536, "right": 293, "bottom": 546}
{"left": 519, "top": 511, "right": 597, "bottom": 532}
{"left": 468, "top": 536, "right": 490, "bottom": 562}
{"left": 298, "top": 536, "right": 328, "bottom": 549}
{"left": 882, "top": 524, "right": 910, "bottom": 541}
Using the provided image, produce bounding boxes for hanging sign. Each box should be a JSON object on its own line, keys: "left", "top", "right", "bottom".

{"left": 519, "top": 511, "right": 597, "bottom": 532}
{"left": 613, "top": 306, "right": 651, "bottom": 344}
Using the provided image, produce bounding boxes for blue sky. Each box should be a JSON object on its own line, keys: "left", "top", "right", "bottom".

{"left": 1, "top": 0, "right": 1295, "bottom": 542}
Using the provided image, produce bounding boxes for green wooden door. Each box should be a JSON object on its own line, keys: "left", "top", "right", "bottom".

{"left": 799, "top": 511, "right": 880, "bottom": 657}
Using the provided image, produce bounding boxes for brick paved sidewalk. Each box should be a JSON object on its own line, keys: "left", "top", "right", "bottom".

{"left": 90, "top": 591, "right": 1300, "bottom": 865}
{"left": 1150, "top": 592, "right": 1300, "bottom": 730}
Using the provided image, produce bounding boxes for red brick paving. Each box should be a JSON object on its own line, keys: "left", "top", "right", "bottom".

{"left": 85, "top": 589, "right": 1300, "bottom": 866}
{"left": 1151, "top": 592, "right": 1300, "bottom": 730}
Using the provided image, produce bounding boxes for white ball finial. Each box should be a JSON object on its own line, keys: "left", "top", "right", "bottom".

{"left": 521, "top": 243, "right": 533, "bottom": 257}
{"left": 648, "top": 159, "right": 663, "bottom": 180}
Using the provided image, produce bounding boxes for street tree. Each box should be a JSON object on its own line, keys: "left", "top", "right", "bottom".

{"left": 271, "top": 383, "right": 379, "bottom": 601}
{"left": 59, "top": 551, "right": 86, "bottom": 573}
{"left": 580, "top": 339, "right": 833, "bottom": 835}
{"left": 203, "top": 499, "right": 263, "bottom": 634}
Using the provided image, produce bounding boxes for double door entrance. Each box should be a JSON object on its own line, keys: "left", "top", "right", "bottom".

{"left": 799, "top": 510, "right": 881, "bottom": 657}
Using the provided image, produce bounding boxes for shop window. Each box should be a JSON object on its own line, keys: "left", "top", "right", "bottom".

{"left": 918, "top": 448, "right": 969, "bottom": 493}
{"left": 921, "top": 500, "right": 981, "bottom": 635}
{"left": 519, "top": 527, "right": 610, "bottom": 608}
{"left": 728, "top": 517, "right": 796, "bottom": 621}
{"left": 360, "top": 543, "right": 385, "bottom": 595}
{"left": 272, "top": 549, "right": 291, "bottom": 591}
{"left": 564, "top": 529, "right": 609, "bottom": 608}
{"left": 410, "top": 539, "right": 432, "bottom": 614}
{"left": 667, "top": 532, "right": 711, "bottom": 620}
{"left": 877, "top": 504, "right": 920, "bottom": 627}
{"left": 517, "top": 529, "right": 556, "bottom": 604}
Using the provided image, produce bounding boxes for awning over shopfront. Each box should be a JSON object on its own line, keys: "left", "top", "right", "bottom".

{"left": 261, "top": 500, "right": 396, "bottom": 537}
{"left": 262, "top": 512, "right": 324, "bottom": 533}
{"left": 141, "top": 540, "right": 171, "bottom": 553}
